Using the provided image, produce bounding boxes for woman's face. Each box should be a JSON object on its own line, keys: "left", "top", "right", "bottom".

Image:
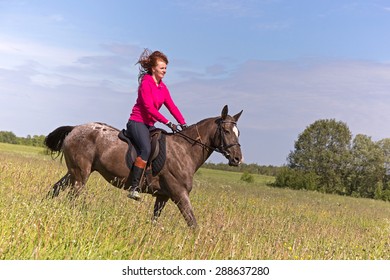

{"left": 152, "top": 60, "right": 167, "bottom": 82}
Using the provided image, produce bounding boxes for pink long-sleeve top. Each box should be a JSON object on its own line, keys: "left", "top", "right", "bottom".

{"left": 129, "top": 74, "right": 186, "bottom": 126}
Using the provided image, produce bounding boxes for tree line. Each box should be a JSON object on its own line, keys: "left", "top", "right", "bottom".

{"left": 273, "top": 119, "right": 390, "bottom": 201}
{"left": 202, "top": 162, "right": 281, "bottom": 177}
{"left": 0, "top": 131, "right": 46, "bottom": 147}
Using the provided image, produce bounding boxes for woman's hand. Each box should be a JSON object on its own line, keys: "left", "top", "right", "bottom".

{"left": 166, "top": 121, "right": 179, "bottom": 132}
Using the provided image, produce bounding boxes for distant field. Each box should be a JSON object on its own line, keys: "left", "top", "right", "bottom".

{"left": 0, "top": 142, "right": 45, "bottom": 155}
{"left": 1, "top": 143, "right": 390, "bottom": 259}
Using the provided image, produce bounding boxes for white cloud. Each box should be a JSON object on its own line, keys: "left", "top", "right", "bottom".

{"left": 175, "top": 0, "right": 263, "bottom": 18}
{"left": 48, "top": 14, "right": 64, "bottom": 22}
{"left": 0, "top": 37, "right": 94, "bottom": 68}
{"left": 30, "top": 74, "right": 63, "bottom": 88}
{"left": 263, "top": 60, "right": 390, "bottom": 134}
{"left": 0, "top": 37, "right": 143, "bottom": 92}
{"left": 255, "top": 21, "right": 290, "bottom": 30}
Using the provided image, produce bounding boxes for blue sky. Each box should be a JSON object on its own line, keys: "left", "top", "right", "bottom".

{"left": 1, "top": 0, "right": 390, "bottom": 165}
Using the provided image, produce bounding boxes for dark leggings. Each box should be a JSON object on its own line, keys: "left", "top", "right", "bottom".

{"left": 126, "top": 120, "right": 153, "bottom": 161}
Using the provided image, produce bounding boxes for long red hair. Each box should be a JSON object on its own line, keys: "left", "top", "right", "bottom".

{"left": 136, "top": 49, "right": 169, "bottom": 84}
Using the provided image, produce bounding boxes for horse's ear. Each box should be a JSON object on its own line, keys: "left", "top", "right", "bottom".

{"left": 221, "top": 105, "right": 228, "bottom": 120}
{"left": 233, "top": 110, "right": 243, "bottom": 122}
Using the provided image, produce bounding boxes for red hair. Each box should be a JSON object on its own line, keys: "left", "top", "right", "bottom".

{"left": 136, "top": 49, "right": 169, "bottom": 84}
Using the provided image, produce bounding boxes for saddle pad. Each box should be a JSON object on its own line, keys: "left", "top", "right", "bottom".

{"left": 118, "top": 129, "right": 166, "bottom": 176}
{"left": 152, "top": 133, "right": 166, "bottom": 176}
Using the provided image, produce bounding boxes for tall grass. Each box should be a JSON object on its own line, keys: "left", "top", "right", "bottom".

{"left": 1, "top": 143, "right": 390, "bottom": 259}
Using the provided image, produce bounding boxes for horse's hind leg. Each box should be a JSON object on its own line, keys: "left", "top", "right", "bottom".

{"left": 47, "top": 173, "right": 72, "bottom": 198}
{"left": 67, "top": 165, "right": 91, "bottom": 198}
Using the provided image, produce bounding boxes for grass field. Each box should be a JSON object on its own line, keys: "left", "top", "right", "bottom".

{"left": 1, "top": 142, "right": 390, "bottom": 260}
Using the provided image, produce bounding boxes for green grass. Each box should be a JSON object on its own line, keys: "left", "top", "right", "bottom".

{"left": 0, "top": 142, "right": 46, "bottom": 156}
{"left": 1, "top": 144, "right": 390, "bottom": 259}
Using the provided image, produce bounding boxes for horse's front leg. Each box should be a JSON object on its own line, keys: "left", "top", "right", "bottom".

{"left": 152, "top": 195, "right": 169, "bottom": 222}
{"left": 172, "top": 192, "right": 197, "bottom": 228}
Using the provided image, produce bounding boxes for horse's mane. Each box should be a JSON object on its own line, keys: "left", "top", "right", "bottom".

{"left": 185, "top": 116, "right": 219, "bottom": 130}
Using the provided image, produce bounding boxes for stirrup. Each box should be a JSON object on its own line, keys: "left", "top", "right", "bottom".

{"left": 127, "top": 189, "right": 141, "bottom": 201}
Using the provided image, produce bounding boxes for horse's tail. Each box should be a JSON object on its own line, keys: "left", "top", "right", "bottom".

{"left": 44, "top": 126, "right": 75, "bottom": 154}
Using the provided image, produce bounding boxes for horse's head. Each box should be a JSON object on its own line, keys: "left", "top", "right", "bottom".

{"left": 214, "top": 105, "right": 243, "bottom": 166}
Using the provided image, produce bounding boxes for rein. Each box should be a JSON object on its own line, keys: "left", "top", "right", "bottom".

{"left": 174, "top": 119, "right": 240, "bottom": 157}
{"left": 175, "top": 128, "right": 215, "bottom": 152}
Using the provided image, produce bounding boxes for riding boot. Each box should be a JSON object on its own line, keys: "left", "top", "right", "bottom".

{"left": 127, "top": 157, "right": 147, "bottom": 201}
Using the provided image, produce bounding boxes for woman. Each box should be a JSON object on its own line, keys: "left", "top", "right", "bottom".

{"left": 126, "top": 49, "right": 187, "bottom": 200}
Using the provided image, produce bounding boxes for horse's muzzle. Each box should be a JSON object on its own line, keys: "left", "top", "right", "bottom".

{"left": 221, "top": 144, "right": 242, "bottom": 166}
{"left": 227, "top": 155, "right": 242, "bottom": 166}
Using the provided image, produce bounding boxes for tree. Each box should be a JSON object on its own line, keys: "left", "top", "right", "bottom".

{"left": 346, "top": 134, "right": 384, "bottom": 198}
{"left": 0, "top": 131, "right": 18, "bottom": 144}
{"left": 375, "top": 138, "right": 390, "bottom": 200}
{"left": 377, "top": 138, "right": 390, "bottom": 177}
{"left": 287, "top": 119, "right": 352, "bottom": 193}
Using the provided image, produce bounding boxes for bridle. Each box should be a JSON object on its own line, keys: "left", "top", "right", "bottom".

{"left": 214, "top": 119, "right": 241, "bottom": 158}
{"left": 176, "top": 118, "right": 241, "bottom": 158}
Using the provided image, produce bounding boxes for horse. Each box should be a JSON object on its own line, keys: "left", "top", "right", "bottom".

{"left": 44, "top": 105, "right": 243, "bottom": 227}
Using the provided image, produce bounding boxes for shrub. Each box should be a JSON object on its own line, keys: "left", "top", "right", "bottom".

{"left": 375, "top": 188, "right": 390, "bottom": 202}
{"left": 273, "top": 167, "right": 318, "bottom": 191}
{"left": 240, "top": 171, "right": 254, "bottom": 183}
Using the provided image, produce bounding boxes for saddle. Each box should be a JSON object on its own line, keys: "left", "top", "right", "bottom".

{"left": 118, "top": 128, "right": 167, "bottom": 177}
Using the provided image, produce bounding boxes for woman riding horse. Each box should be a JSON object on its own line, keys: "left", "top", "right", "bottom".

{"left": 45, "top": 105, "right": 242, "bottom": 227}
{"left": 126, "top": 49, "right": 187, "bottom": 201}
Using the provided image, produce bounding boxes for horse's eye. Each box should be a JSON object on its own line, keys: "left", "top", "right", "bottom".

{"left": 224, "top": 129, "right": 230, "bottom": 134}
